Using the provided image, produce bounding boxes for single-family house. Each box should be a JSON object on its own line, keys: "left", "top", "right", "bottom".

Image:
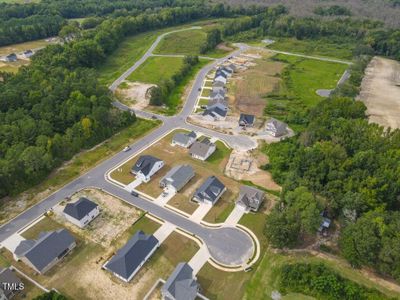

{"left": 14, "top": 229, "right": 76, "bottom": 274}
{"left": 5, "top": 54, "right": 17, "bottom": 62}
{"left": 219, "top": 66, "right": 233, "bottom": 77}
{"left": 209, "top": 89, "right": 225, "bottom": 102}
{"left": 214, "top": 71, "right": 227, "bottom": 85}
{"left": 236, "top": 185, "right": 264, "bottom": 212}
{"left": 161, "top": 262, "right": 199, "bottom": 300}
{"left": 212, "top": 85, "right": 225, "bottom": 94}
{"left": 63, "top": 197, "right": 100, "bottom": 228}
{"left": 0, "top": 268, "right": 22, "bottom": 300}
{"left": 23, "top": 50, "right": 33, "bottom": 59}
{"left": 192, "top": 176, "right": 226, "bottom": 205}
{"left": 265, "top": 118, "right": 288, "bottom": 137}
{"left": 160, "top": 165, "right": 195, "bottom": 193}
{"left": 103, "top": 230, "right": 159, "bottom": 282}
{"left": 171, "top": 131, "right": 197, "bottom": 148}
{"left": 226, "top": 63, "right": 237, "bottom": 73}
{"left": 202, "top": 103, "right": 228, "bottom": 121}
{"left": 239, "top": 114, "right": 255, "bottom": 127}
{"left": 208, "top": 98, "right": 228, "bottom": 107}
{"left": 131, "top": 155, "right": 164, "bottom": 182}
{"left": 212, "top": 81, "right": 225, "bottom": 89}
{"left": 189, "top": 138, "right": 216, "bottom": 161}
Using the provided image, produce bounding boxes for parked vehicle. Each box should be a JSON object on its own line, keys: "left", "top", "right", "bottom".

{"left": 123, "top": 146, "right": 131, "bottom": 152}
{"left": 131, "top": 191, "right": 139, "bottom": 197}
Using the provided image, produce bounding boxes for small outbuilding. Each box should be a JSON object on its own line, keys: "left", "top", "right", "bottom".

{"left": 63, "top": 197, "right": 100, "bottom": 228}
{"left": 103, "top": 230, "right": 159, "bottom": 282}
{"left": 192, "top": 176, "right": 226, "bottom": 205}
{"left": 161, "top": 262, "right": 199, "bottom": 300}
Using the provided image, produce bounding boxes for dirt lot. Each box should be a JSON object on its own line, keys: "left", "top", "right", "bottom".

{"left": 359, "top": 57, "right": 400, "bottom": 129}
{"left": 225, "top": 150, "right": 281, "bottom": 191}
{"left": 115, "top": 81, "right": 156, "bottom": 110}
{"left": 52, "top": 188, "right": 143, "bottom": 247}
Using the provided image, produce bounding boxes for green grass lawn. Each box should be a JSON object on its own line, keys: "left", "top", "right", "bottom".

{"left": 265, "top": 37, "right": 355, "bottom": 60}
{"left": 154, "top": 30, "right": 207, "bottom": 55}
{"left": 0, "top": 119, "right": 159, "bottom": 225}
{"left": 127, "top": 56, "right": 184, "bottom": 85}
{"left": 265, "top": 54, "right": 348, "bottom": 131}
{"left": 21, "top": 216, "right": 63, "bottom": 240}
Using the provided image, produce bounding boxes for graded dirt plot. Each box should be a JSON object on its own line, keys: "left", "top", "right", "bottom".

{"left": 52, "top": 188, "right": 143, "bottom": 247}
{"left": 230, "top": 52, "right": 285, "bottom": 117}
{"left": 115, "top": 81, "right": 156, "bottom": 110}
{"left": 111, "top": 130, "right": 240, "bottom": 221}
{"left": 359, "top": 57, "right": 400, "bottom": 129}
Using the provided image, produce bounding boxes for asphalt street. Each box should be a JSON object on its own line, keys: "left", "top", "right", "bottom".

{"left": 0, "top": 31, "right": 255, "bottom": 267}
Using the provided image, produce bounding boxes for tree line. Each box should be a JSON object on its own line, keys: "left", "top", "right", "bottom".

{"left": 149, "top": 56, "right": 200, "bottom": 106}
{"left": 200, "top": 28, "right": 222, "bottom": 54}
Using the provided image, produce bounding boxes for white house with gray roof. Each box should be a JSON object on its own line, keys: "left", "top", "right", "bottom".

{"left": 63, "top": 197, "right": 99, "bottom": 228}
{"left": 171, "top": 131, "right": 197, "bottom": 148}
{"left": 189, "top": 139, "right": 216, "bottom": 161}
{"left": 14, "top": 229, "right": 76, "bottom": 274}
{"left": 131, "top": 155, "right": 164, "bottom": 182}
{"left": 103, "top": 230, "right": 159, "bottom": 282}
{"left": 192, "top": 176, "right": 226, "bottom": 205}
{"left": 265, "top": 118, "right": 288, "bottom": 137}
{"left": 161, "top": 262, "right": 199, "bottom": 300}
{"left": 160, "top": 165, "right": 195, "bottom": 193}
{"left": 236, "top": 185, "right": 265, "bottom": 212}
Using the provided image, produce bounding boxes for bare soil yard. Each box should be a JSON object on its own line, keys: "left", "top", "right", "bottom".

{"left": 359, "top": 57, "right": 400, "bottom": 129}
{"left": 115, "top": 81, "right": 156, "bottom": 110}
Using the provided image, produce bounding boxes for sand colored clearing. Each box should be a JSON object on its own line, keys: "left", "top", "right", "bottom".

{"left": 116, "top": 81, "right": 156, "bottom": 110}
{"left": 359, "top": 57, "right": 400, "bottom": 129}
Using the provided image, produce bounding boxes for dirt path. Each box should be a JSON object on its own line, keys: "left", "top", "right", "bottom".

{"left": 359, "top": 57, "right": 400, "bottom": 129}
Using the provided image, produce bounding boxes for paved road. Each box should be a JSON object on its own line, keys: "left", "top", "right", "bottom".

{"left": 0, "top": 31, "right": 255, "bottom": 267}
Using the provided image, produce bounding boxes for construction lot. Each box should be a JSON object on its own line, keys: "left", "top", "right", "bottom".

{"left": 0, "top": 188, "right": 200, "bottom": 300}
{"left": 359, "top": 56, "right": 400, "bottom": 129}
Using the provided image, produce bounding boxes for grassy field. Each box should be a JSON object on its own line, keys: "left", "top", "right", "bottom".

{"left": 127, "top": 56, "right": 184, "bottom": 85}
{"left": 0, "top": 119, "right": 159, "bottom": 225}
{"left": 265, "top": 54, "right": 348, "bottom": 131}
{"left": 0, "top": 38, "right": 55, "bottom": 56}
{"left": 264, "top": 37, "right": 355, "bottom": 60}
{"left": 110, "top": 130, "right": 238, "bottom": 221}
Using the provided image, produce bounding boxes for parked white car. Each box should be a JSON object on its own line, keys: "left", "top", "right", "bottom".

{"left": 123, "top": 146, "right": 131, "bottom": 152}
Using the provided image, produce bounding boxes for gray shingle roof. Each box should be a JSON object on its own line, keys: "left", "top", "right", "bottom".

{"left": 172, "top": 131, "right": 196, "bottom": 146}
{"left": 104, "top": 230, "right": 158, "bottom": 281}
{"left": 237, "top": 185, "right": 264, "bottom": 211}
{"left": 63, "top": 197, "right": 98, "bottom": 220}
{"left": 203, "top": 103, "right": 228, "bottom": 118}
{"left": 160, "top": 165, "right": 195, "bottom": 191}
{"left": 162, "top": 263, "right": 199, "bottom": 300}
{"left": 193, "top": 176, "right": 225, "bottom": 204}
{"left": 239, "top": 114, "right": 255, "bottom": 126}
{"left": 132, "top": 155, "right": 162, "bottom": 176}
{"left": 189, "top": 139, "right": 215, "bottom": 159}
{"left": 266, "top": 118, "right": 287, "bottom": 136}
{"left": 18, "top": 229, "right": 75, "bottom": 273}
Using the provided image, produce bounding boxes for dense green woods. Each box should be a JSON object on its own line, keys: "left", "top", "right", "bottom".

{"left": 280, "top": 263, "right": 393, "bottom": 300}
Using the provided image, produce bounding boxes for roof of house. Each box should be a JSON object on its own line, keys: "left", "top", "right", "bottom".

{"left": 160, "top": 165, "right": 195, "bottom": 191}
{"left": 63, "top": 197, "right": 98, "bottom": 221}
{"left": 6, "top": 53, "right": 16, "bottom": 58}
{"left": 193, "top": 176, "right": 225, "bottom": 203}
{"left": 210, "top": 89, "right": 225, "bottom": 100}
{"left": 215, "top": 70, "right": 227, "bottom": 79}
{"left": 172, "top": 131, "right": 197, "bottom": 146}
{"left": 266, "top": 118, "right": 287, "bottom": 134}
{"left": 162, "top": 263, "right": 198, "bottom": 300}
{"left": 237, "top": 185, "right": 264, "bottom": 210}
{"left": 0, "top": 268, "right": 22, "bottom": 297}
{"left": 220, "top": 66, "right": 233, "bottom": 74}
{"left": 132, "top": 155, "right": 163, "bottom": 176}
{"left": 239, "top": 114, "right": 255, "bottom": 125}
{"left": 15, "top": 229, "right": 75, "bottom": 273}
{"left": 189, "top": 138, "right": 215, "bottom": 158}
{"left": 203, "top": 103, "right": 228, "bottom": 118}
{"left": 104, "top": 231, "right": 158, "bottom": 280}
{"left": 213, "top": 81, "right": 225, "bottom": 88}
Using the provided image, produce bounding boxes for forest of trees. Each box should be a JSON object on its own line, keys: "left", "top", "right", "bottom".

{"left": 200, "top": 28, "right": 222, "bottom": 54}
{"left": 313, "top": 5, "right": 352, "bottom": 16}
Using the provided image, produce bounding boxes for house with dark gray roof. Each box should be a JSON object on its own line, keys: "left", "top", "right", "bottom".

{"left": 214, "top": 70, "right": 227, "bottom": 85}
{"left": 161, "top": 262, "right": 199, "bottom": 300}
{"left": 103, "top": 230, "right": 159, "bottom": 282}
{"left": 265, "top": 118, "right": 288, "bottom": 137}
{"left": 160, "top": 165, "right": 195, "bottom": 193}
{"left": 131, "top": 155, "right": 164, "bottom": 182}
{"left": 63, "top": 197, "right": 99, "bottom": 228}
{"left": 171, "top": 131, "right": 197, "bottom": 148}
{"left": 209, "top": 89, "right": 225, "bottom": 102}
{"left": 4, "top": 53, "right": 17, "bottom": 62}
{"left": 236, "top": 185, "right": 264, "bottom": 212}
{"left": 219, "top": 66, "right": 233, "bottom": 77}
{"left": 203, "top": 103, "right": 228, "bottom": 121}
{"left": 192, "top": 176, "right": 226, "bottom": 205}
{"left": 189, "top": 138, "right": 216, "bottom": 161}
{"left": 212, "top": 80, "right": 225, "bottom": 88}
{"left": 239, "top": 114, "right": 255, "bottom": 127}
{"left": 23, "top": 50, "right": 33, "bottom": 59}
{"left": 0, "top": 268, "right": 22, "bottom": 300}
{"left": 14, "top": 229, "right": 76, "bottom": 274}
